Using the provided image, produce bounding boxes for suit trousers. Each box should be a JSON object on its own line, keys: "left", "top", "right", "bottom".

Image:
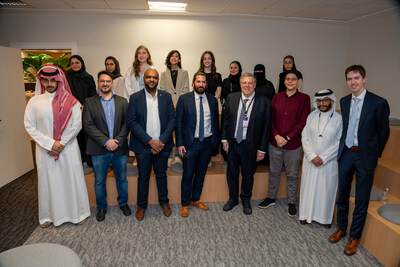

{"left": 227, "top": 139, "right": 258, "bottom": 202}
{"left": 337, "top": 148, "right": 375, "bottom": 239}
{"left": 181, "top": 137, "right": 213, "bottom": 206}
{"left": 268, "top": 144, "right": 303, "bottom": 204}
{"left": 136, "top": 147, "right": 170, "bottom": 208}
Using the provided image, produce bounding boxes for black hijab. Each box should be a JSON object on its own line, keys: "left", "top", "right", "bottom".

{"left": 254, "top": 64, "right": 267, "bottom": 86}
{"left": 66, "top": 55, "right": 96, "bottom": 105}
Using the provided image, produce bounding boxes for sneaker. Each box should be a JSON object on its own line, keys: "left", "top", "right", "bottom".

{"left": 258, "top": 198, "right": 275, "bottom": 209}
{"left": 288, "top": 203, "right": 297, "bottom": 217}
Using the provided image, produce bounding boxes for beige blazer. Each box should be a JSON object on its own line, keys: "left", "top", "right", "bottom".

{"left": 159, "top": 68, "right": 190, "bottom": 103}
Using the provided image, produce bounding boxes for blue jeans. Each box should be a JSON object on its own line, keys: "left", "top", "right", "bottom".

{"left": 92, "top": 152, "right": 128, "bottom": 210}
{"left": 181, "top": 137, "right": 213, "bottom": 206}
{"left": 136, "top": 147, "right": 170, "bottom": 208}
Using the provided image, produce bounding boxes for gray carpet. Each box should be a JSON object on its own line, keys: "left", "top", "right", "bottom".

{"left": 24, "top": 200, "right": 382, "bottom": 267}
{"left": 0, "top": 169, "right": 38, "bottom": 252}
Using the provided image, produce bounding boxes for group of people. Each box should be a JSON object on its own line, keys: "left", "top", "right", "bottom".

{"left": 24, "top": 44, "right": 390, "bottom": 256}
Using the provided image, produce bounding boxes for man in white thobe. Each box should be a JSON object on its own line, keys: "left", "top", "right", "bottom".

{"left": 299, "top": 89, "right": 342, "bottom": 227}
{"left": 24, "top": 64, "right": 90, "bottom": 228}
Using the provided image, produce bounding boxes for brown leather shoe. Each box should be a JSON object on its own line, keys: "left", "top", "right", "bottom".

{"left": 190, "top": 201, "right": 209, "bottom": 210}
{"left": 162, "top": 204, "right": 172, "bottom": 217}
{"left": 344, "top": 238, "right": 359, "bottom": 256}
{"left": 300, "top": 220, "right": 308, "bottom": 225}
{"left": 136, "top": 207, "right": 146, "bottom": 221}
{"left": 181, "top": 206, "right": 189, "bottom": 217}
{"left": 329, "top": 229, "right": 346, "bottom": 243}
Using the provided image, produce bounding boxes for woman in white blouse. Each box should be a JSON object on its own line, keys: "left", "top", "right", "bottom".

{"left": 124, "top": 45, "right": 154, "bottom": 99}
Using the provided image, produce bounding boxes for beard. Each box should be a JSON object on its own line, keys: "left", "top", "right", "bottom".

{"left": 318, "top": 102, "right": 332, "bottom": 112}
{"left": 194, "top": 86, "right": 205, "bottom": 95}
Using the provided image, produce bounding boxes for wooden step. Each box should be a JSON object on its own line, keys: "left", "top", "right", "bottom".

{"left": 84, "top": 159, "right": 299, "bottom": 207}
{"left": 374, "top": 157, "right": 400, "bottom": 199}
{"left": 347, "top": 194, "right": 400, "bottom": 267}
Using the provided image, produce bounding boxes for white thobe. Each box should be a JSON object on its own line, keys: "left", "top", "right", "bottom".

{"left": 299, "top": 109, "right": 342, "bottom": 224}
{"left": 24, "top": 91, "right": 90, "bottom": 226}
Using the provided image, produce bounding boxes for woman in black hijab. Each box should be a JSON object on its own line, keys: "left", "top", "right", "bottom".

{"left": 254, "top": 64, "right": 275, "bottom": 101}
{"left": 66, "top": 55, "right": 96, "bottom": 167}
{"left": 221, "top": 61, "right": 242, "bottom": 104}
{"left": 277, "top": 55, "right": 303, "bottom": 93}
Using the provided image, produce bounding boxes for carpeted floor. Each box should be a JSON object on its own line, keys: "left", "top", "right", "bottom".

{"left": 0, "top": 169, "right": 38, "bottom": 253}
{"left": 24, "top": 200, "right": 382, "bottom": 267}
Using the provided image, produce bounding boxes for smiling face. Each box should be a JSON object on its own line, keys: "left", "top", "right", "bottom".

{"left": 144, "top": 69, "right": 159, "bottom": 91}
{"left": 202, "top": 53, "right": 212, "bottom": 68}
{"left": 70, "top": 57, "right": 82, "bottom": 72}
{"left": 283, "top": 57, "right": 293, "bottom": 71}
{"left": 137, "top": 48, "right": 149, "bottom": 64}
{"left": 317, "top": 97, "right": 333, "bottom": 112}
{"left": 193, "top": 74, "right": 207, "bottom": 95}
{"left": 40, "top": 77, "right": 58, "bottom": 93}
{"left": 229, "top": 63, "right": 240, "bottom": 76}
{"left": 169, "top": 52, "right": 181, "bottom": 66}
{"left": 98, "top": 73, "right": 113, "bottom": 95}
{"left": 240, "top": 76, "right": 256, "bottom": 98}
{"left": 346, "top": 70, "right": 366, "bottom": 97}
{"left": 284, "top": 73, "right": 299, "bottom": 92}
{"left": 105, "top": 59, "right": 116, "bottom": 73}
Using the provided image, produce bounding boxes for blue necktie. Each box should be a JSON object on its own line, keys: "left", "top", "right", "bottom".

{"left": 199, "top": 96, "right": 204, "bottom": 142}
{"left": 345, "top": 97, "right": 360, "bottom": 148}
{"left": 236, "top": 99, "right": 249, "bottom": 143}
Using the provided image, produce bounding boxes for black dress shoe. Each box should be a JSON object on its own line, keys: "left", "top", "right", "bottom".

{"left": 242, "top": 201, "right": 252, "bottom": 215}
{"left": 120, "top": 204, "right": 131, "bottom": 216}
{"left": 223, "top": 199, "right": 239, "bottom": 211}
{"left": 96, "top": 209, "right": 107, "bottom": 222}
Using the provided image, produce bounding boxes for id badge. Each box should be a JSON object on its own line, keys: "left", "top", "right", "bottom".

{"left": 243, "top": 116, "right": 249, "bottom": 128}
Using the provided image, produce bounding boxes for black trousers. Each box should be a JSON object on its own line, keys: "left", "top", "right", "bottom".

{"left": 226, "top": 140, "right": 257, "bottom": 202}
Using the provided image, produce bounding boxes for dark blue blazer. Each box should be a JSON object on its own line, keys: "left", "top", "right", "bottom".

{"left": 221, "top": 91, "right": 271, "bottom": 160}
{"left": 337, "top": 91, "right": 390, "bottom": 170}
{"left": 175, "top": 91, "right": 219, "bottom": 149}
{"left": 127, "top": 89, "right": 176, "bottom": 153}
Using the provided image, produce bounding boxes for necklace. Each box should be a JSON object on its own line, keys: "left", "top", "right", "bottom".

{"left": 318, "top": 112, "right": 333, "bottom": 137}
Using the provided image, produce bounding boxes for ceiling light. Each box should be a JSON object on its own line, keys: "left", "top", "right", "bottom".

{"left": 0, "top": 0, "right": 27, "bottom": 6}
{"left": 148, "top": 1, "right": 187, "bottom": 12}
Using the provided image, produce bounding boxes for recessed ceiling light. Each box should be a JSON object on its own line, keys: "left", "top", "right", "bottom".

{"left": 148, "top": 1, "right": 187, "bottom": 12}
{"left": 0, "top": 0, "right": 27, "bottom": 6}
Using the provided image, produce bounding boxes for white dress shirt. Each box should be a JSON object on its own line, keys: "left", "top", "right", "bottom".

{"left": 234, "top": 92, "right": 255, "bottom": 140}
{"left": 194, "top": 91, "right": 212, "bottom": 138}
{"left": 145, "top": 89, "right": 161, "bottom": 140}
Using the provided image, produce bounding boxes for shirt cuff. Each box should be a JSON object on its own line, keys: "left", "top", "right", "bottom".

{"left": 104, "top": 139, "right": 110, "bottom": 147}
{"left": 257, "top": 150, "right": 266, "bottom": 154}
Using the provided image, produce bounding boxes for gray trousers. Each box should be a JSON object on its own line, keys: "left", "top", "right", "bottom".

{"left": 267, "top": 144, "right": 303, "bottom": 204}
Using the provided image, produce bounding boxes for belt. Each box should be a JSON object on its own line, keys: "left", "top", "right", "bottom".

{"left": 346, "top": 146, "right": 359, "bottom": 152}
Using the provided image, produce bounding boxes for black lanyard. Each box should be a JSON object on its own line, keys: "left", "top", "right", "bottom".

{"left": 240, "top": 96, "right": 255, "bottom": 117}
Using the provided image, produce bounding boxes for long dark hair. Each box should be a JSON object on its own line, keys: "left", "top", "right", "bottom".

{"left": 165, "top": 50, "right": 182, "bottom": 70}
{"left": 198, "top": 51, "right": 218, "bottom": 80}
{"left": 104, "top": 56, "right": 122, "bottom": 79}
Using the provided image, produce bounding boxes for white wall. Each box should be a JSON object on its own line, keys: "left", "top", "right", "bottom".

{"left": 0, "top": 12, "right": 349, "bottom": 99}
{"left": 347, "top": 10, "right": 400, "bottom": 118}
{"left": 0, "top": 46, "right": 34, "bottom": 188}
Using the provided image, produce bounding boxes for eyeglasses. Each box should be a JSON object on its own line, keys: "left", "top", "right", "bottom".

{"left": 285, "top": 77, "right": 298, "bottom": 82}
{"left": 99, "top": 80, "right": 112, "bottom": 84}
{"left": 316, "top": 98, "right": 331, "bottom": 103}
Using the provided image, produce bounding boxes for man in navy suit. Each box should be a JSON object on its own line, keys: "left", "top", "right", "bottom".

{"left": 127, "top": 68, "right": 176, "bottom": 221}
{"left": 176, "top": 72, "right": 219, "bottom": 217}
{"left": 329, "top": 65, "right": 390, "bottom": 256}
{"left": 221, "top": 72, "right": 270, "bottom": 215}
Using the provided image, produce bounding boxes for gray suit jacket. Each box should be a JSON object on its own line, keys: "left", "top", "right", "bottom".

{"left": 83, "top": 94, "right": 129, "bottom": 156}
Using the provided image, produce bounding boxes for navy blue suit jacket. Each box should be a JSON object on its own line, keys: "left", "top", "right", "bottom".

{"left": 127, "top": 89, "right": 176, "bottom": 153}
{"left": 175, "top": 91, "right": 219, "bottom": 149}
{"left": 221, "top": 91, "right": 271, "bottom": 160}
{"left": 338, "top": 91, "right": 390, "bottom": 170}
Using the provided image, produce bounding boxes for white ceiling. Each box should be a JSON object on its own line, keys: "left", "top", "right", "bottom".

{"left": 2, "top": 0, "right": 400, "bottom": 22}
